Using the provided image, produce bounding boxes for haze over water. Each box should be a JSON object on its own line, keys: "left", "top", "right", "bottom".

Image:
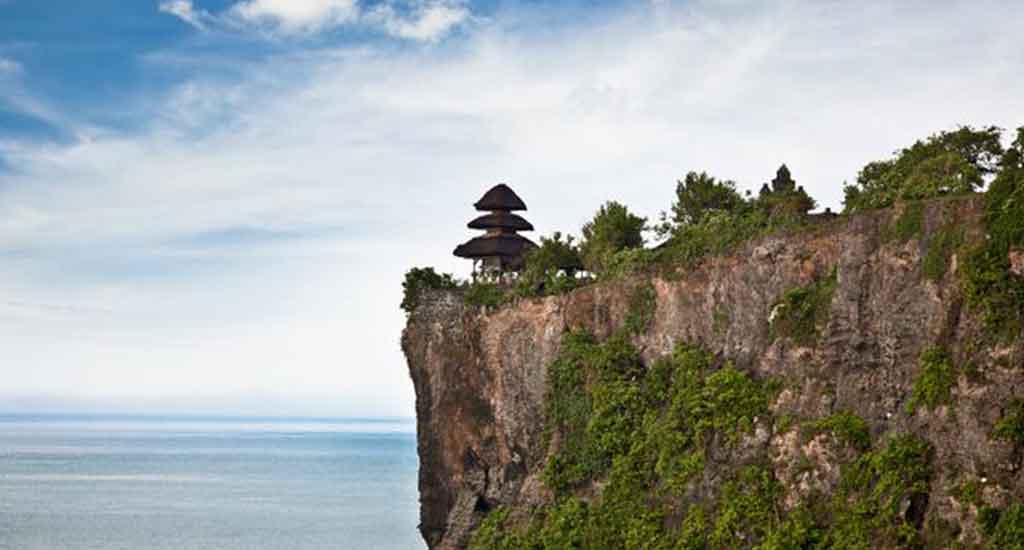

{"left": 0, "top": 415, "right": 424, "bottom": 550}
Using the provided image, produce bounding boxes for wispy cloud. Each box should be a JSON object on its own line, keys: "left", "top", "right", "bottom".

{"left": 366, "top": 1, "right": 471, "bottom": 42}
{"left": 158, "top": 0, "right": 470, "bottom": 42}
{"left": 157, "top": 0, "right": 211, "bottom": 31}
{"left": 0, "top": 56, "right": 21, "bottom": 75}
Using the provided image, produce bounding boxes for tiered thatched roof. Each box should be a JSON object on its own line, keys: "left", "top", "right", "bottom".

{"left": 467, "top": 212, "right": 534, "bottom": 231}
{"left": 473, "top": 184, "right": 527, "bottom": 211}
{"left": 454, "top": 184, "right": 536, "bottom": 270}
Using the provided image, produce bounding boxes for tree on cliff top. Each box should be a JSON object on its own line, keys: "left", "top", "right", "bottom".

{"left": 516, "top": 232, "right": 585, "bottom": 296}
{"left": 579, "top": 201, "right": 646, "bottom": 275}
{"left": 843, "top": 125, "right": 1005, "bottom": 213}
{"left": 668, "top": 171, "right": 744, "bottom": 227}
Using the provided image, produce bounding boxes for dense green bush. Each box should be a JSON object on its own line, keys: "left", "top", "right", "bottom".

{"left": 516, "top": 232, "right": 586, "bottom": 297}
{"left": 400, "top": 266, "right": 458, "bottom": 314}
{"left": 666, "top": 171, "right": 745, "bottom": 227}
{"left": 843, "top": 126, "right": 1004, "bottom": 212}
{"left": 823, "top": 435, "right": 933, "bottom": 549}
{"left": 580, "top": 201, "right": 647, "bottom": 275}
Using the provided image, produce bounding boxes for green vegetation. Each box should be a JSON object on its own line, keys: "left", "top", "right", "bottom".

{"left": 994, "top": 399, "right": 1024, "bottom": 447}
{"left": 884, "top": 202, "right": 924, "bottom": 243}
{"left": 623, "top": 284, "right": 656, "bottom": 336}
{"left": 530, "top": 326, "right": 778, "bottom": 547}
{"left": 923, "top": 224, "right": 964, "bottom": 281}
{"left": 771, "top": 271, "right": 838, "bottom": 347}
{"left": 907, "top": 347, "right": 957, "bottom": 413}
{"left": 470, "top": 301, "right": 947, "bottom": 549}
{"left": 809, "top": 411, "right": 872, "bottom": 451}
{"left": 822, "top": 435, "right": 933, "bottom": 549}
{"left": 579, "top": 201, "right": 647, "bottom": 276}
{"left": 516, "top": 232, "right": 586, "bottom": 298}
{"left": 666, "top": 171, "right": 745, "bottom": 226}
{"left": 654, "top": 166, "right": 817, "bottom": 273}
{"left": 843, "top": 126, "right": 1004, "bottom": 212}
{"left": 984, "top": 503, "right": 1024, "bottom": 549}
{"left": 962, "top": 127, "right": 1024, "bottom": 337}
{"left": 464, "top": 280, "right": 510, "bottom": 308}
{"left": 957, "top": 479, "right": 982, "bottom": 506}
{"left": 400, "top": 267, "right": 458, "bottom": 314}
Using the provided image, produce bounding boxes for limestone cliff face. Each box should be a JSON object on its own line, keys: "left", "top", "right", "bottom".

{"left": 402, "top": 197, "right": 1024, "bottom": 549}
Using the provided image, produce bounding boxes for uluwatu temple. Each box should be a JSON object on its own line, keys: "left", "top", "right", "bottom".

{"left": 453, "top": 183, "right": 538, "bottom": 280}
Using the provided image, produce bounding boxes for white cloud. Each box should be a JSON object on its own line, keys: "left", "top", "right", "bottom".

{"left": 368, "top": 1, "right": 471, "bottom": 42}
{"left": 4, "top": 0, "right": 1024, "bottom": 415}
{"left": 158, "top": 0, "right": 210, "bottom": 31}
{"left": 157, "top": 0, "right": 470, "bottom": 41}
{"left": 228, "top": 0, "right": 359, "bottom": 33}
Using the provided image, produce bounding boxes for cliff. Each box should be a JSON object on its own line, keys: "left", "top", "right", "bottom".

{"left": 402, "top": 197, "right": 1024, "bottom": 549}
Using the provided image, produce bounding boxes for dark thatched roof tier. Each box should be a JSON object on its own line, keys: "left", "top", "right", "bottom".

{"left": 453, "top": 234, "right": 537, "bottom": 259}
{"left": 474, "top": 184, "right": 527, "bottom": 212}
{"left": 467, "top": 212, "right": 534, "bottom": 231}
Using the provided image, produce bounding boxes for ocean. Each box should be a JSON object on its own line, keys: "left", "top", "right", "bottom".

{"left": 0, "top": 414, "right": 425, "bottom": 550}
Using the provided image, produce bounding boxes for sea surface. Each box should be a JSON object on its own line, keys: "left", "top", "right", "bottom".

{"left": 0, "top": 414, "right": 425, "bottom": 550}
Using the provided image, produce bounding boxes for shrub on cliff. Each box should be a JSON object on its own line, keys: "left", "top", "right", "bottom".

{"left": 579, "top": 201, "right": 647, "bottom": 275}
{"left": 843, "top": 125, "right": 1004, "bottom": 213}
{"left": 655, "top": 166, "right": 815, "bottom": 272}
{"left": 516, "top": 232, "right": 586, "bottom": 297}
{"left": 400, "top": 267, "right": 458, "bottom": 314}
{"left": 962, "top": 126, "right": 1024, "bottom": 337}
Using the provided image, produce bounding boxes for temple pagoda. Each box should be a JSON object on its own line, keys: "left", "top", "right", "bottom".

{"left": 454, "top": 183, "right": 537, "bottom": 277}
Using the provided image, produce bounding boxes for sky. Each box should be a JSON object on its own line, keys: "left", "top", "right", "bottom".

{"left": 1, "top": 0, "right": 1022, "bottom": 418}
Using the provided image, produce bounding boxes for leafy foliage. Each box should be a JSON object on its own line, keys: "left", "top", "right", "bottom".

{"left": 985, "top": 503, "right": 1024, "bottom": 550}
{"left": 822, "top": 435, "right": 933, "bottom": 549}
{"left": 843, "top": 126, "right": 1005, "bottom": 212}
{"left": 464, "top": 280, "right": 510, "bottom": 309}
{"left": 962, "top": 126, "right": 1024, "bottom": 337}
{"left": 923, "top": 224, "right": 963, "bottom": 281}
{"left": 623, "top": 284, "right": 656, "bottom": 336}
{"left": 667, "top": 171, "right": 745, "bottom": 227}
{"left": 580, "top": 201, "right": 647, "bottom": 275}
{"left": 400, "top": 267, "right": 458, "bottom": 314}
{"left": 770, "top": 271, "right": 838, "bottom": 347}
{"left": 472, "top": 312, "right": 943, "bottom": 550}
{"left": 656, "top": 166, "right": 816, "bottom": 273}
{"left": 535, "top": 326, "right": 777, "bottom": 547}
{"left": 994, "top": 399, "right": 1024, "bottom": 447}
{"left": 884, "top": 202, "right": 925, "bottom": 243}
{"left": 809, "top": 412, "right": 872, "bottom": 451}
{"left": 516, "top": 232, "right": 586, "bottom": 298}
{"left": 907, "top": 347, "right": 957, "bottom": 413}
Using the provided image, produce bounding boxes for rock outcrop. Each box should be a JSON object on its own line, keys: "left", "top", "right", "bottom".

{"left": 402, "top": 197, "right": 1024, "bottom": 549}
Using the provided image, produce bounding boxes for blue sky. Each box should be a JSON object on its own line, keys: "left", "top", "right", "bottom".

{"left": 1, "top": 0, "right": 1023, "bottom": 417}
